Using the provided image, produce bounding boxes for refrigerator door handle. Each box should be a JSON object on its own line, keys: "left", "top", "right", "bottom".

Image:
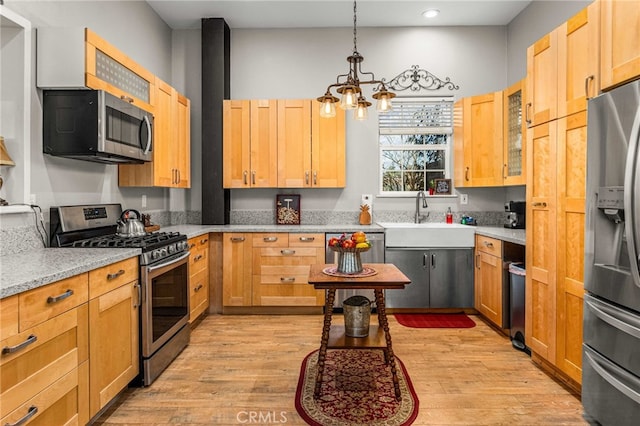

{"left": 584, "top": 347, "right": 640, "bottom": 405}
{"left": 585, "top": 295, "right": 640, "bottom": 339}
{"left": 624, "top": 104, "right": 640, "bottom": 289}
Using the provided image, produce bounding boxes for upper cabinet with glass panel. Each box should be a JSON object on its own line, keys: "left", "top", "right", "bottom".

{"left": 379, "top": 100, "right": 453, "bottom": 194}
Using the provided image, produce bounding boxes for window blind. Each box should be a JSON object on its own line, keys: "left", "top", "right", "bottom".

{"left": 379, "top": 100, "right": 454, "bottom": 134}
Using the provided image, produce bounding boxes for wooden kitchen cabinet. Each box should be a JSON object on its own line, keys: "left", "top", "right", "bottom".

{"left": 37, "top": 27, "right": 155, "bottom": 113}
{"left": 119, "top": 78, "right": 191, "bottom": 188}
{"left": 502, "top": 79, "right": 527, "bottom": 186}
{"left": 453, "top": 92, "right": 504, "bottom": 188}
{"left": 600, "top": 0, "right": 640, "bottom": 90}
{"left": 223, "top": 100, "right": 278, "bottom": 188}
{"left": 251, "top": 233, "right": 325, "bottom": 306}
{"left": 474, "top": 235, "right": 504, "bottom": 327}
{"left": 222, "top": 233, "right": 253, "bottom": 307}
{"left": 188, "top": 234, "right": 210, "bottom": 323}
{"left": 0, "top": 276, "right": 89, "bottom": 426}
{"left": 525, "top": 120, "right": 558, "bottom": 363}
{"left": 526, "top": 31, "right": 557, "bottom": 127}
{"left": 555, "top": 111, "right": 587, "bottom": 384}
{"left": 88, "top": 258, "right": 139, "bottom": 418}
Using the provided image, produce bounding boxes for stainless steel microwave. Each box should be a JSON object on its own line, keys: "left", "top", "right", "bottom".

{"left": 43, "top": 89, "right": 153, "bottom": 164}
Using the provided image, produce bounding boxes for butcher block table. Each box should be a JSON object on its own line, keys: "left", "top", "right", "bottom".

{"left": 307, "top": 263, "right": 410, "bottom": 400}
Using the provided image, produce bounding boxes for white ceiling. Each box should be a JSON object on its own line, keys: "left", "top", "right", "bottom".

{"left": 146, "top": 0, "right": 533, "bottom": 30}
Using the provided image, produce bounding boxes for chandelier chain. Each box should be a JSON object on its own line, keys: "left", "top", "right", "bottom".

{"left": 352, "top": 0, "right": 357, "bottom": 52}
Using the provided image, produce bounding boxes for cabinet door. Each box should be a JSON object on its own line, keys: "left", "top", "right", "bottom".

{"left": 89, "top": 281, "right": 139, "bottom": 417}
{"left": 557, "top": 2, "right": 599, "bottom": 117}
{"left": 222, "top": 233, "right": 252, "bottom": 306}
{"left": 384, "top": 250, "right": 429, "bottom": 309}
{"left": 452, "top": 99, "right": 469, "bottom": 187}
{"left": 311, "top": 105, "right": 346, "bottom": 187}
{"left": 600, "top": 0, "right": 640, "bottom": 90}
{"left": 277, "top": 99, "right": 312, "bottom": 187}
{"left": 250, "top": 100, "right": 279, "bottom": 188}
{"left": 153, "top": 80, "right": 175, "bottom": 186}
{"left": 525, "top": 121, "right": 557, "bottom": 362}
{"left": 223, "top": 100, "right": 251, "bottom": 188}
{"left": 429, "top": 249, "right": 474, "bottom": 308}
{"left": 475, "top": 250, "right": 503, "bottom": 326}
{"left": 466, "top": 92, "right": 503, "bottom": 187}
{"left": 189, "top": 235, "right": 210, "bottom": 322}
{"left": 526, "top": 31, "right": 558, "bottom": 127}
{"left": 556, "top": 112, "right": 587, "bottom": 384}
{"left": 503, "top": 80, "right": 526, "bottom": 186}
{"left": 175, "top": 93, "right": 191, "bottom": 188}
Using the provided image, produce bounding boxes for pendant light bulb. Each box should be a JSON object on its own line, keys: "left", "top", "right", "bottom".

{"left": 376, "top": 94, "right": 392, "bottom": 112}
{"left": 354, "top": 103, "right": 368, "bottom": 120}
{"left": 320, "top": 99, "right": 336, "bottom": 118}
{"left": 340, "top": 87, "right": 357, "bottom": 110}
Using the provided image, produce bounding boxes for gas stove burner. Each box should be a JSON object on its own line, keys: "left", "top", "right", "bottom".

{"left": 71, "top": 231, "right": 184, "bottom": 249}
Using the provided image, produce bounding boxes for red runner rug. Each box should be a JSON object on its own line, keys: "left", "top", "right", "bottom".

{"left": 394, "top": 313, "right": 476, "bottom": 328}
{"left": 295, "top": 349, "right": 419, "bottom": 426}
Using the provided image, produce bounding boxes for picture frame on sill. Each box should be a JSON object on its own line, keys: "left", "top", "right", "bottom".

{"left": 276, "top": 194, "right": 301, "bottom": 225}
{"left": 434, "top": 178, "right": 452, "bottom": 195}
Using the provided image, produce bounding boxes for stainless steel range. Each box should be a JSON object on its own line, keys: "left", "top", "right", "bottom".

{"left": 50, "top": 203, "right": 190, "bottom": 386}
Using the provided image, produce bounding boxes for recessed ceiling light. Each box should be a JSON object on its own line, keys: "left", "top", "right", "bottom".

{"left": 422, "top": 9, "right": 440, "bottom": 19}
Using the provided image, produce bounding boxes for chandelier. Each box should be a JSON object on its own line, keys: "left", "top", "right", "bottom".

{"left": 316, "top": 0, "right": 395, "bottom": 120}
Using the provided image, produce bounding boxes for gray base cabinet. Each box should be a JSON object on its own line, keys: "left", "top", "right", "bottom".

{"left": 385, "top": 248, "right": 474, "bottom": 309}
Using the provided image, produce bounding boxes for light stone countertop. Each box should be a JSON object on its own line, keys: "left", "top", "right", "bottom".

{"left": 0, "top": 248, "right": 140, "bottom": 299}
{"left": 1, "top": 224, "right": 524, "bottom": 300}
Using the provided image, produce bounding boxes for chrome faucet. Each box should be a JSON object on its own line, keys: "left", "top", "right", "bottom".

{"left": 415, "top": 191, "right": 428, "bottom": 223}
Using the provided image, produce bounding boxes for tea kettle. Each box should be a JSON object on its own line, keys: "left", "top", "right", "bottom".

{"left": 116, "top": 209, "right": 146, "bottom": 237}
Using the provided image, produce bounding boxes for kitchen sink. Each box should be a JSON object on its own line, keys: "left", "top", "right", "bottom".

{"left": 378, "top": 222, "right": 475, "bottom": 248}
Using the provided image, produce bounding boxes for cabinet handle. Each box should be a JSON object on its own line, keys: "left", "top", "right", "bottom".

{"left": 525, "top": 102, "right": 532, "bottom": 125}
{"left": 231, "top": 236, "right": 245, "bottom": 242}
{"left": 476, "top": 253, "right": 481, "bottom": 269}
{"left": 194, "top": 254, "right": 203, "bottom": 262}
{"left": 177, "top": 169, "right": 181, "bottom": 184}
{"left": 280, "top": 277, "right": 296, "bottom": 283}
{"left": 5, "top": 405, "right": 38, "bottom": 426}
{"left": 423, "top": 253, "right": 428, "bottom": 267}
{"left": 532, "top": 202, "right": 547, "bottom": 207}
{"left": 134, "top": 283, "right": 141, "bottom": 308}
{"left": 305, "top": 171, "right": 310, "bottom": 185}
{"left": 263, "top": 237, "right": 278, "bottom": 242}
{"left": 107, "top": 269, "right": 125, "bottom": 280}
{"left": 299, "top": 236, "right": 315, "bottom": 242}
{"left": 120, "top": 95, "right": 134, "bottom": 103}
{"left": 585, "top": 75, "right": 595, "bottom": 100}
{"left": 431, "top": 253, "right": 436, "bottom": 268}
{"left": 243, "top": 170, "right": 248, "bottom": 185}
{"left": 313, "top": 171, "right": 317, "bottom": 185}
{"left": 483, "top": 241, "right": 494, "bottom": 248}
{"left": 200, "top": 238, "right": 209, "bottom": 244}
{"left": 194, "top": 283, "right": 203, "bottom": 292}
{"left": 252, "top": 171, "right": 256, "bottom": 185}
{"left": 465, "top": 167, "right": 470, "bottom": 181}
{"left": 189, "top": 243, "right": 196, "bottom": 249}
{"left": 280, "top": 249, "right": 296, "bottom": 255}
{"left": 2, "top": 335, "right": 37, "bottom": 355}
{"left": 47, "top": 289, "right": 73, "bottom": 304}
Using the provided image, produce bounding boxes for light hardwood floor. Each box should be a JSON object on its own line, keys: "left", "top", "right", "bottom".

{"left": 94, "top": 314, "right": 586, "bottom": 425}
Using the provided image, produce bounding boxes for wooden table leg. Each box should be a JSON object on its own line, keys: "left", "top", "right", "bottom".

{"left": 374, "top": 289, "right": 401, "bottom": 400}
{"left": 314, "top": 288, "right": 335, "bottom": 399}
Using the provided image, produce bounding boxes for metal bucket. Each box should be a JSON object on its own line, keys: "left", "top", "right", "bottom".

{"left": 343, "top": 295, "right": 371, "bottom": 337}
{"left": 337, "top": 250, "right": 363, "bottom": 274}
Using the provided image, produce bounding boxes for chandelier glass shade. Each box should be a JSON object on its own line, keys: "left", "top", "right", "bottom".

{"left": 317, "top": 0, "right": 395, "bottom": 120}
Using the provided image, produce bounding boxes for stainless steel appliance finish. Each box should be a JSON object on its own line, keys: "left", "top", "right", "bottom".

{"left": 385, "top": 248, "right": 474, "bottom": 309}
{"left": 504, "top": 201, "right": 526, "bottom": 229}
{"left": 50, "top": 203, "right": 190, "bottom": 387}
{"left": 325, "top": 232, "right": 384, "bottom": 308}
{"left": 43, "top": 89, "right": 153, "bottom": 164}
{"left": 583, "top": 79, "right": 640, "bottom": 425}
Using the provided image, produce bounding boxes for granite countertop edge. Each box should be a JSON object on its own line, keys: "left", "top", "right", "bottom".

{"left": 474, "top": 226, "right": 526, "bottom": 245}
{"left": 1, "top": 248, "right": 141, "bottom": 299}
{"left": 161, "top": 223, "right": 386, "bottom": 239}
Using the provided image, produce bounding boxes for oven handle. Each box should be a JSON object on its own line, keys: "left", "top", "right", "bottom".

{"left": 146, "top": 251, "right": 190, "bottom": 273}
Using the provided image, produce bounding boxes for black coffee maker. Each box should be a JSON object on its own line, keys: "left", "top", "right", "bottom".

{"left": 504, "top": 201, "right": 526, "bottom": 229}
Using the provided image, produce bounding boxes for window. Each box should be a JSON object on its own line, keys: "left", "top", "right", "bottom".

{"left": 379, "top": 99, "right": 453, "bottom": 194}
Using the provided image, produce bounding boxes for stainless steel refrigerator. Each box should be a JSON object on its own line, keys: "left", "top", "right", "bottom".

{"left": 583, "top": 78, "right": 640, "bottom": 425}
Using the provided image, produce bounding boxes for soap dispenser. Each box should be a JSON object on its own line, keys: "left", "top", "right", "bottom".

{"left": 446, "top": 207, "right": 453, "bottom": 224}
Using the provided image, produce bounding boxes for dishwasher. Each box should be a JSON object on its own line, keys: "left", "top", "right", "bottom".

{"left": 325, "top": 232, "right": 385, "bottom": 309}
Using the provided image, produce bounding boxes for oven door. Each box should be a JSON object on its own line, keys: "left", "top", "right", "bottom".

{"left": 140, "top": 251, "right": 190, "bottom": 358}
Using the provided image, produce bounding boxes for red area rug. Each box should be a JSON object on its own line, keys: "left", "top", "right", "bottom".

{"left": 394, "top": 313, "right": 476, "bottom": 328}
{"left": 295, "top": 349, "right": 418, "bottom": 426}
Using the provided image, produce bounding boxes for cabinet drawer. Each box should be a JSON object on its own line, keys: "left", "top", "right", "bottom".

{"left": 475, "top": 235, "right": 502, "bottom": 256}
{"left": 0, "top": 305, "right": 88, "bottom": 418}
{"left": 189, "top": 245, "right": 209, "bottom": 275}
{"left": 0, "top": 296, "right": 18, "bottom": 340}
{"left": 188, "top": 235, "right": 210, "bottom": 250}
{"left": 89, "top": 257, "right": 138, "bottom": 299}
{"left": 288, "top": 233, "right": 324, "bottom": 247}
{"left": 252, "top": 233, "right": 288, "bottom": 248}
{"left": 1, "top": 363, "right": 87, "bottom": 426}
{"left": 19, "top": 274, "right": 88, "bottom": 331}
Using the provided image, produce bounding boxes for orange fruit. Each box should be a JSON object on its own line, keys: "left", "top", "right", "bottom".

{"left": 352, "top": 231, "right": 367, "bottom": 244}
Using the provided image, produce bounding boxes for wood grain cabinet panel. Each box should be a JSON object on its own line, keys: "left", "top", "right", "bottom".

{"left": 600, "top": 0, "right": 640, "bottom": 90}
{"left": 222, "top": 233, "right": 253, "bottom": 307}
{"left": 188, "top": 235, "right": 210, "bottom": 323}
{"left": 526, "top": 32, "right": 558, "bottom": 126}
{"left": 474, "top": 236, "right": 504, "bottom": 328}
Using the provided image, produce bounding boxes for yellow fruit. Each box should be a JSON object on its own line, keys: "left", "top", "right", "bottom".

{"left": 352, "top": 231, "right": 367, "bottom": 244}
{"left": 356, "top": 242, "right": 369, "bottom": 249}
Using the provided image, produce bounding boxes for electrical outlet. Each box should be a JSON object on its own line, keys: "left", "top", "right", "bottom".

{"left": 142, "top": 195, "right": 147, "bottom": 208}
{"left": 460, "top": 194, "right": 468, "bottom": 205}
